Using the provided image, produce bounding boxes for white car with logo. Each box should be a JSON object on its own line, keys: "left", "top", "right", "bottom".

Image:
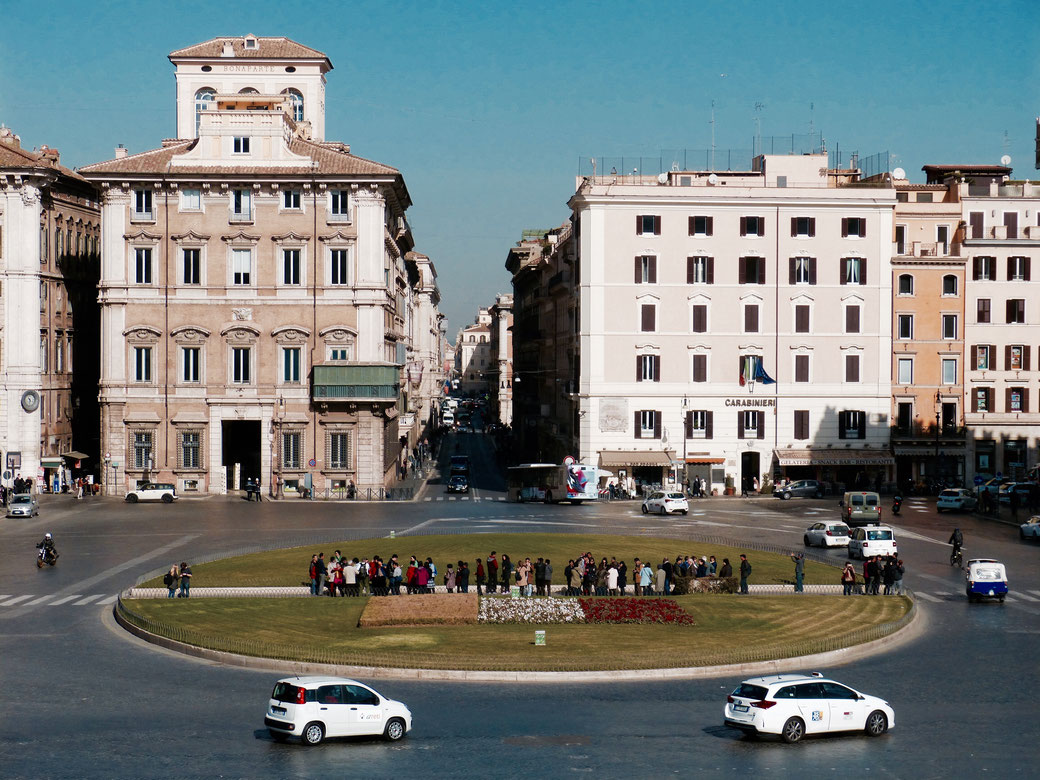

{"left": 724, "top": 672, "right": 894, "bottom": 743}
{"left": 265, "top": 676, "right": 412, "bottom": 745}
{"left": 803, "top": 521, "right": 851, "bottom": 548}
{"left": 848, "top": 525, "right": 897, "bottom": 559}
{"left": 641, "top": 491, "right": 689, "bottom": 515}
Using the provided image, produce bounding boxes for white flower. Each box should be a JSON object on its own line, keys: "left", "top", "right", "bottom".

{"left": 477, "top": 596, "right": 586, "bottom": 624}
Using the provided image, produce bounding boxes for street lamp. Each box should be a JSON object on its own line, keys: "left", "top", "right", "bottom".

{"left": 681, "top": 395, "right": 689, "bottom": 492}
{"left": 934, "top": 389, "right": 942, "bottom": 465}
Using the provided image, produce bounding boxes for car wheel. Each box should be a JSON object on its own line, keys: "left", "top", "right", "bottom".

{"left": 641, "top": 505, "right": 648, "bottom": 514}
{"left": 301, "top": 721, "right": 325, "bottom": 746}
{"left": 781, "top": 716, "right": 805, "bottom": 744}
{"left": 126, "top": 494, "right": 138, "bottom": 503}
{"left": 268, "top": 729, "right": 288, "bottom": 742}
{"left": 803, "top": 535, "right": 812, "bottom": 547}
{"left": 659, "top": 504, "right": 666, "bottom": 515}
{"left": 681, "top": 509, "right": 688, "bottom": 515}
{"left": 161, "top": 494, "right": 173, "bottom": 504}
{"left": 864, "top": 710, "right": 888, "bottom": 737}
{"left": 814, "top": 491, "right": 823, "bottom": 499}
{"left": 384, "top": 717, "right": 406, "bottom": 742}
{"left": 782, "top": 492, "right": 791, "bottom": 500}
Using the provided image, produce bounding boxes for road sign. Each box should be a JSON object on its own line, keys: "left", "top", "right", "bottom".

{"left": 2, "top": 471, "right": 9, "bottom": 480}
{"left": 974, "top": 475, "right": 984, "bottom": 485}
{"left": 996, "top": 471, "right": 1003, "bottom": 479}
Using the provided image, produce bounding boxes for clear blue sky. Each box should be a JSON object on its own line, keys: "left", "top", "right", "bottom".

{"left": 3, "top": 0, "right": 1037, "bottom": 334}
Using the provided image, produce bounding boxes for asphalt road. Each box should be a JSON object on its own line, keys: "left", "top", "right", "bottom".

{"left": 2, "top": 436, "right": 1038, "bottom": 778}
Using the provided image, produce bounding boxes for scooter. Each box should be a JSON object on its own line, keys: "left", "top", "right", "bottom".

{"left": 36, "top": 546, "right": 58, "bottom": 568}
{"left": 891, "top": 495, "right": 902, "bottom": 516}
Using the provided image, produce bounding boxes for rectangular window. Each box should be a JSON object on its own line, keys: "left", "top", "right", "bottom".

{"left": 897, "top": 358, "right": 913, "bottom": 384}
{"left": 975, "top": 345, "right": 990, "bottom": 371}
{"left": 739, "top": 256, "right": 765, "bottom": 284}
{"left": 691, "top": 304, "right": 707, "bottom": 333}
{"left": 942, "top": 358, "right": 957, "bottom": 385}
{"left": 634, "top": 255, "right": 657, "bottom": 284}
{"left": 635, "top": 354, "right": 659, "bottom": 382}
{"left": 895, "top": 224, "right": 906, "bottom": 254}
{"left": 688, "top": 410, "right": 710, "bottom": 439}
{"left": 636, "top": 215, "right": 661, "bottom": 235}
{"left": 688, "top": 215, "right": 713, "bottom": 236}
{"left": 181, "top": 189, "right": 201, "bottom": 210}
{"left": 282, "top": 347, "right": 302, "bottom": 384}
{"left": 134, "top": 248, "right": 152, "bottom": 284}
{"left": 942, "top": 314, "right": 958, "bottom": 339}
{"left": 790, "top": 256, "right": 816, "bottom": 285}
{"left": 969, "top": 212, "right": 984, "bottom": 239}
{"left": 182, "top": 248, "right": 201, "bottom": 285}
{"left": 1004, "top": 212, "right": 1018, "bottom": 239}
{"left": 840, "top": 410, "right": 865, "bottom": 439}
{"left": 687, "top": 256, "right": 713, "bottom": 284}
{"left": 232, "top": 347, "right": 251, "bottom": 384}
{"left": 942, "top": 275, "right": 958, "bottom": 295}
{"left": 1009, "top": 387, "right": 1025, "bottom": 413}
{"left": 794, "top": 354, "right": 809, "bottom": 383}
{"left": 973, "top": 256, "right": 995, "bottom": 281}
{"left": 795, "top": 305, "right": 810, "bottom": 333}
{"left": 1008, "top": 256, "right": 1030, "bottom": 281}
{"left": 180, "top": 431, "right": 202, "bottom": 469}
{"left": 841, "top": 257, "right": 866, "bottom": 285}
{"left": 975, "top": 387, "right": 990, "bottom": 413}
{"left": 233, "top": 136, "right": 250, "bottom": 154}
{"left": 330, "top": 249, "right": 350, "bottom": 285}
{"left": 845, "top": 306, "right": 860, "bottom": 334}
{"left": 937, "top": 225, "right": 950, "bottom": 255}
{"left": 182, "top": 347, "right": 200, "bottom": 383}
{"left": 845, "top": 354, "right": 860, "bottom": 383}
{"left": 896, "top": 402, "right": 913, "bottom": 433}
{"left": 842, "top": 217, "right": 866, "bottom": 238}
{"left": 282, "top": 431, "right": 302, "bottom": 469}
{"left": 134, "top": 346, "right": 152, "bottom": 382}
{"left": 231, "top": 249, "right": 251, "bottom": 285}
{"left": 739, "top": 410, "right": 762, "bottom": 439}
{"left": 794, "top": 410, "right": 809, "bottom": 440}
{"left": 1006, "top": 299, "right": 1026, "bottom": 324}
{"left": 329, "top": 190, "right": 350, "bottom": 219}
{"left": 1008, "top": 345, "right": 1026, "bottom": 371}
{"left": 640, "top": 304, "right": 656, "bottom": 332}
{"left": 133, "top": 189, "right": 153, "bottom": 219}
{"left": 55, "top": 336, "right": 64, "bottom": 373}
{"left": 329, "top": 432, "right": 351, "bottom": 469}
{"left": 897, "top": 314, "right": 913, "bottom": 340}
{"left": 132, "top": 431, "right": 153, "bottom": 470}
{"left": 740, "top": 216, "right": 764, "bottom": 237}
{"left": 692, "top": 354, "right": 707, "bottom": 383}
{"left": 329, "top": 347, "right": 350, "bottom": 361}
{"left": 977, "top": 298, "right": 991, "bottom": 323}
{"left": 40, "top": 333, "right": 48, "bottom": 372}
{"left": 231, "top": 189, "right": 252, "bottom": 220}
{"left": 744, "top": 304, "right": 759, "bottom": 333}
{"left": 282, "top": 249, "right": 301, "bottom": 285}
{"left": 636, "top": 410, "right": 660, "bottom": 438}
{"left": 791, "top": 216, "right": 815, "bottom": 237}
{"left": 282, "top": 189, "right": 301, "bottom": 210}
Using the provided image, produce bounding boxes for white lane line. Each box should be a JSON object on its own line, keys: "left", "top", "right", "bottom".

{"left": 1, "top": 595, "right": 35, "bottom": 606}
{"left": 1013, "top": 592, "right": 1039, "bottom": 602}
{"left": 98, "top": 595, "right": 119, "bottom": 605}
{"left": 0, "top": 595, "right": 8, "bottom": 602}
{"left": 915, "top": 592, "right": 942, "bottom": 602}
{"left": 73, "top": 595, "right": 102, "bottom": 605}
{"left": 48, "top": 595, "right": 82, "bottom": 606}
{"left": 424, "top": 498, "right": 432, "bottom": 502}
{"left": 933, "top": 591, "right": 955, "bottom": 597}
{"left": 26, "top": 595, "right": 55, "bottom": 605}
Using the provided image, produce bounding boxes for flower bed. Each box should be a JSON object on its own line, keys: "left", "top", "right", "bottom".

{"left": 478, "top": 597, "right": 586, "bottom": 624}
{"left": 578, "top": 597, "right": 695, "bottom": 625}
{"left": 358, "top": 593, "right": 478, "bottom": 627}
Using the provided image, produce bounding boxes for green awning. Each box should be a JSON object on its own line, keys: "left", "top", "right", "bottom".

{"left": 41, "top": 457, "right": 64, "bottom": 468}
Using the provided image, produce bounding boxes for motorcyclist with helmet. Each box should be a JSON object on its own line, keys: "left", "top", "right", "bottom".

{"left": 36, "top": 532, "right": 58, "bottom": 565}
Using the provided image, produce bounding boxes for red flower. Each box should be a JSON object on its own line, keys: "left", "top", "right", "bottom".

{"left": 577, "top": 597, "right": 694, "bottom": 626}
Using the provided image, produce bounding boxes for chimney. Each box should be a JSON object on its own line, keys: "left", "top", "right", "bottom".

{"left": 115, "top": 144, "right": 128, "bottom": 159}
{"left": 39, "top": 145, "right": 60, "bottom": 163}
{"left": 0, "top": 125, "right": 20, "bottom": 148}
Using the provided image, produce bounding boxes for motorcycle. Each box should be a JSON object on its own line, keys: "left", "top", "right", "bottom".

{"left": 891, "top": 495, "right": 902, "bottom": 516}
{"left": 36, "top": 546, "right": 58, "bottom": 568}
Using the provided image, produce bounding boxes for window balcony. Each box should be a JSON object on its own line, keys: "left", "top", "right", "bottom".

{"left": 312, "top": 364, "right": 399, "bottom": 402}
{"left": 229, "top": 210, "right": 254, "bottom": 224}
{"left": 130, "top": 210, "right": 155, "bottom": 223}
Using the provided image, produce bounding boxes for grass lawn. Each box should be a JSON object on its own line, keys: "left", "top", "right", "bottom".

{"left": 142, "top": 533, "right": 840, "bottom": 589}
{"left": 123, "top": 594, "right": 910, "bottom": 671}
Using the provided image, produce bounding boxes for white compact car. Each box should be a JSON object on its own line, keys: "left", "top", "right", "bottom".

{"left": 936, "top": 488, "right": 977, "bottom": 512}
{"left": 641, "top": 491, "right": 689, "bottom": 515}
{"left": 848, "top": 526, "right": 897, "bottom": 559}
{"left": 265, "top": 676, "right": 412, "bottom": 745}
{"left": 1020, "top": 516, "right": 1040, "bottom": 541}
{"left": 803, "top": 521, "right": 851, "bottom": 548}
{"left": 124, "top": 482, "right": 178, "bottom": 503}
{"left": 724, "top": 672, "right": 894, "bottom": 743}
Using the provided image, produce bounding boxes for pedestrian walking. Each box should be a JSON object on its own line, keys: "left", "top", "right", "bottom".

{"left": 178, "top": 561, "right": 192, "bottom": 598}
{"left": 738, "top": 554, "right": 751, "bottom": 594}
{"left": 791, "top": 553, "right": 804, "bottom": 593}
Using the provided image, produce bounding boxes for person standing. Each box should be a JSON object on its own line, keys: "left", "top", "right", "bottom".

{"left": 617, "top": 559, "right": 627, "bottom": 596}
{"left": 606, "top": 561, "right": 619, "bottom": 596}
{"left": 444, "top": 563, "right": 456, "bottom": 593}
{"left": 164, "top": 564, "right": 179, "bottom": 598}
{"left": 893, "top": 559, "right": 905, "bottom": 595}
{"left": 534, "top": 557, "right": 546, "bottom": 596}
{"left": 315, "top": 553, "right": 327, "bottom": 597}
{"left": 458, "top": 560, "right": 470, "bottom": 593}
{"left": 499, "top": 554, "right": 513, "bottom": 593}
{"left": 308, "top": 555, "right": 319, "bottom": 595}
{"left": 475, "top": 559, "right": 486, "bottom": 595}
{"left": 791, "top": 553, "right": 804, "bottom": 593}
{"left": 344, "top": 558, "right": 358, "bottom": 596}
{"left": 841, "top": 561, "right": 857, "bottom": 595}
{"left": 544, "top": 559, "right": 553, "bottom": 596}
{"left": 631, "top": 558, "right": 642, "bottom": 596}
{"left": 487, "top": 552, "right": 499, "bottom": 595}
{"left": 719, "top": 558, "right": 733, "bottom": 579}
{"left": 882, "top": 557, "right": 896, "bottom": 595}
{"left": 178, "top": 561, "right": 192, "bottom": 598}
{"left": 738, "top": 554, "right": 751, "bottom": 594}
{"left": 662, "top": 557, "right": 673, "bottom": 595}
{"left": 640, "top": 561, "right": 655, "bottom": 595}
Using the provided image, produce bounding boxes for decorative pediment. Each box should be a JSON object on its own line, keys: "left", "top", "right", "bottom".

{"left": 789, "top": 343, "right": 816, "bottom": 351}
{"left": 687, "top": 293, "right": 711, "bottom": 303}
{"left": 271, "top": 231, "right": 311, "bottom": 243}
{"left": 790, "top": 293, "right": 815, "bottom": 304}
{"left": 171, "top": 229, "right": 210, "bottom": 243}
{"left": 686, "top": 343, "right": 713, "bottom": 351}
{"left": 635, "top": 293, "right": 660, "bottom": 304}
{"left": 221, "top": 230, "right": 260, "bottom": 244}
{"left": 272, "top": 325, "right": 311, "bottom": 344}
{"left": 220, "top": 323, "right": 261, "bottom": 342}
{"left": 123, "top": 228, "right": 162, "bottom": 242}
{"left": 634, "top": 343, "right": 660, "bottom": 352}
{"left": 737, "top": 343, "right": 765, "bottom": 351}
{"left": 171, "top": 325, "right": 211, "bottom": 343}
{"left": 840, "top": 293, "right": 865, "bottom": 304}
{"left": 839, "top": 344, "right": 865, "bottom": 352}
{"left": 122, "top": 325, "right": 162, "bottom": 342}
{"left": 318, "top": 230, "right": 354, "bottom": 244}
{"left": 320, "top": 326, "right": 357, "bottom": 343}
{"left": 738, "top": 292, "right": 764, "bottom": 303}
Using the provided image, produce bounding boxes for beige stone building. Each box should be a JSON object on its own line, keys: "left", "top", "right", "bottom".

{"left": 487, "top": 293, "right": 513, "bottom": 425}
{"left": 455, "top": 308, "right": 492, "bottom": 396}
{"left": 0, "top": 128, "right": 100, "bottom": 492}
{"left": 80, "top": 36, "right": 438, "bottom": 497}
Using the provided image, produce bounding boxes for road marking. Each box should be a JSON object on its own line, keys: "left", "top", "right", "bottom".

{"left": 933, "top": 591, "right": 955, "bottom": 597}
{"left": 1, "top": 595, "right": 35, "bottom": 606}
{"left": 26, "top": 595, "right": 55, "bottom": 605}
{"left": 48, "top": 595, "right": 82, "bottom": 605}
{"left": 424, "top": 498, "right": 432, "bottom": 502}
{"left": 73, "top": 595, "right": 102, "bottom": 605}
{"left": 915, "top": 592, "right": 942, "bottom": 602}
{"left": 1012, "top": 592, "right": 1038, "bottom": 602}
{"left": 98, "top": 595, "right": 119, "bottom": 605}
{"left": 1029, "top": 590, "right": 1040, "bottom": 598}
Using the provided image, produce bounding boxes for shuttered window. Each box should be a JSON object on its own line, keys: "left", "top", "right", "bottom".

{"left": 740, "top": 216, "right": 765, "bottom": 236}
{"left": 845, "top": 305, "right": 860, "bottom": 334}
{"left": 845, "top": 354, "right": 860, "bottom": 383}
{"left": 692, "top": 354, "right": 707, "bottom": 383}
{"left": 744, "top": 304, "right": 759, "bottom": 333}
{"left": 634, "top": 255, "right": 657, "bottom": 284}
{"left": 636, "top": 215, "right": 661, "bottom": 235}
{"left": 794, "top": 410, "right": 809, "bottom": 440}
{"left": 795, "top": 305, "right": 810, "bottom": 333}
{"left": 640, "top": 304, "right": 656, "bottom": 332}
{"left": 687, "top": 256, "right": 713, "bottom": 284}
{"left": 686, "top": 410, "right": 712, "bottom": 439}
{"left": 327, "top": 431, "right": 352, "bottom": 469}
{"left": 794, "top": 354, "right": 809, "bottom": 383}
{"left": 692, "top": 304, "right": 707, "bottom": 333}
{"left": 791, "top": 216, "right": 816, "bottom": 237}
{"left": 739, "top": 256, "right": 765, "bottom": 284}
{"left": 977, "top": 298, "right": 990, "bottom": 323}
{"left": 688, "top": 216, "right": 713, "bottom": 236}
{"left": 281, "top": 431, "right": 302, "bottom": 470}
{"left": 179, "top": 430, "right": 202, "bottom": 469}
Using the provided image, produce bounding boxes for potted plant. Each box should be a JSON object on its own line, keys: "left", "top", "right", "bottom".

{"left": 724, "top": 474, "right": 736, "bottom": 496}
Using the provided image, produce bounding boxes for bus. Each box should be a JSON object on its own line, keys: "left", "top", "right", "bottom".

{"left": 506, "top": 460, "right": 599, "bottom": 504}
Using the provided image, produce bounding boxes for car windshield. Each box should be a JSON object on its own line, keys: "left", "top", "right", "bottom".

{"left": 972, "top": 566, "right": 1004, "bottom": 580}
{"left": 271, "top": 682, "right": 301, "bottom": 703}
{"left": 731, "top": 683, "right": 768, "bottom": 700}
{"left": 939, "top": 490, "right": 959, "bottom": 498}
{"left": 666, "top": 493, "right": 684, "bottom": 499}
{"left": 12, "top": 496, "right": 31, "bottom": 504}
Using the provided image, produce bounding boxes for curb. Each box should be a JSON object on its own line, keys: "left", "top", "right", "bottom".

{"left": 112, "top": 596, "right": 924, "bottom": 683}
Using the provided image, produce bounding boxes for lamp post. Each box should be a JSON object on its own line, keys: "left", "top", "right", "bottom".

{"left": 103, "top": 453, "right": 110, "bottom": 497}
{"left": 681, "top": 395, "right": 689, "bottom": 492}
{"left": 934, "top": 389, "right": 942, "bottom": 470}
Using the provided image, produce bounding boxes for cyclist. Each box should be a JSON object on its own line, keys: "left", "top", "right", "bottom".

{"left": 948, "top": 528, "right": 964, "bottom": 565}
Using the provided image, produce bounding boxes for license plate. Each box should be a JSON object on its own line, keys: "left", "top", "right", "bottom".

{"left": 272, "top": 706, "right": 286, "bottom": 715}
{"left": 733, "top": 704, "right": 749, "bottom": 712}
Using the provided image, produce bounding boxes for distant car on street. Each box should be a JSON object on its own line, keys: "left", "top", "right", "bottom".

{"left": 6, "top": 493, "right": 39, "bottom": 517}
{"left": 979, "top": 478, "right": 1011, "bottom": 495}
{"left": 777, "top": 480, "right": 825, "bottom": 500}
{"left": 1020, "top": 516, "right": 1040, "bottom": 541}
{"left": 848, "top": 525, "right": 897, "bottom": 559}
{"left": 803, "top": 521, "right": 851, "bottom": 548}
{"left": 125, "top": 483, "right": 178, "bottom": 503}
{"left": 998, "top": 482, "right": 1040, "bottom": 505}
{"left": 641, "top": 491, "right": 689, "bottom": 515}
{"left": 936, "top": 488, "right": 977, "bottom": 513}
{"left": 446, "top": 475, "right": 469, "bottom": 493}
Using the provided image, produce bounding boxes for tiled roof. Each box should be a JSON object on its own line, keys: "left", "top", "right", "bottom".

{"left": 78, "top": 140, "right": 195, "bottom": 174}
{"left": 0, "top": 138, "right": 85, "bottom": 181}
{"left": 169, "top": 36, "right": 330, "bottom": 64}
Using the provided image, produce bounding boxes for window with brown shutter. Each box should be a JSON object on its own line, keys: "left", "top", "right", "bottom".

{"left": 653, "top": 355, "right": 661, "bottom": 381}
{"left": 1024, "top": 347, "right": 1031, "bottom": 371}
{"left": 685, "top": 411, "right": 693, "bottom": 438}
{"left": 705, "top": 411, "right": 713, "bottom": 439}
{"left": 740, "top": 216, "right": 764, "bottom": 237}
{"left": 756, "top": 257, "right": 766, "bottom": 284}
{"left": 859, "top": 258, "right": 867, "bottom": 285}
{"left": 636, "top": 215, "right": 661, "bottom": 236}
{"left": 636, "top": 355, "right": 642, "bottom": 382}
{"left": 794, "top": 410, "right": 809, "bottom": 440}
{"left": 977, "top": 298, "right": 991, "bottom": 323}
{"left": 791, "top": 217, "right": 815, "bottom": 237}
{"left": 634, "top": 411, "right": 641, "bottom": 439}
{"left": 845, "top": 354, "right": 860, "bottom": 382}
{"left": 744, "top": 304, "right": 759, "bottom": 333}
{"left": 795, "top": 354, "right": 809, "bottom": 382}
{"left": 969, "top": 212, "right": 984, "bottom": 239}
{"left": 738, "top": 257, "right": 747, "bottom": 284}
{"left": 795, "top": 305, "right": 810, "bottom": 333}
{"left": 757, "top": 411, "right": 765, "bottom": 439}
{"left": 692, "top": 354, "right": 706, "bottom": 382}
{"left": 653, "top": 411, "right": 661, "bottom": 439}
{"left": 689, "top": 215, "right": 713, "bottom": 236}
{"left": 846, "top": 305, "right": 860, "bottom": 334}
{"left": 692, "top": 305, "right": 707, "bottom": 333}
{"left": 640, "top": 304, "right": 655, "bottom": 332}
{"left": 1004, "top": 212, "right": 1018, "bottom": 239}
{"left": 737, "top": 411, "right": 745, "bottom": 438}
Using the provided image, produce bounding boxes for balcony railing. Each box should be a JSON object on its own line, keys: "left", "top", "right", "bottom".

{"left": 891, "top": 423, "right": 966, "bottom": 439}
{"left": 229, "top": 210, "right": 253, "bottom": 223}
{"left": 131, "top": 210, "right": 154, "bottom": 222}
{"left": 312, "top": 364, "right": 399, "bottom": 402}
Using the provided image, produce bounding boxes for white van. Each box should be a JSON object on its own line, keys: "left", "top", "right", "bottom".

{"left": 848, "top": 525, "right": 897, "bottom": 559}
{"left": 442, "top": 411, "right": 455, "bottom": 427}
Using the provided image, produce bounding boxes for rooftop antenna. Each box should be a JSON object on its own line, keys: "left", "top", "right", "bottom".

{"left": 710, "top": 100, "right": 716, "bottom": 171}
{"left": 754, "top": 102, "right": 765, "bottom": 156}
{"left": 1002, "top": 130, "right": 1011, "bottom": 159}
{"left": 808, "top": 102, "right": 815, "bottom": 141}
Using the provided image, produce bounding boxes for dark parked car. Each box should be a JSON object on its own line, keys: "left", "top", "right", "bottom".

{"left": 447, "top": 475, "right": 469, "bottom": 493}
{"left": 776, "top": 479, "right": 825, "bottom": 500}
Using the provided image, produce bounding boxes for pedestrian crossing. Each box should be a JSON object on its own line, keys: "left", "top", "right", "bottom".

{"left": 0, "top": 593, "right": 118, "bottom": 608}
{"left": 424, "top": 496, "right": 508, "bottom": 502}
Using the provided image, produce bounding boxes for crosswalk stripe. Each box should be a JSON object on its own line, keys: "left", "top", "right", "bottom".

{"left": 0, "top": 595, "right": 9, "bottom": 602}
{"left": 1014, "top": 592, "right": 1039, "bottom": 602}
{"left": 0, "top": 595, "right": 35, "bottom": 606}
{"left": 26, "top": 595, "right": 55, "bottom": 605}
{"left": 73, "top": 595, "right": 102, "bottom": 606}
{"left": 933, "top": 591, "right": 955, "bottom": 597}
{"left": 1003, "top": 597, "right": 1017, "bottom": 603}
{"left": 48, "top": 595, "right": 82, "bottom": 605}
{"left": 915, "top": 592, "right": 942, "bottom": 602}
{"left": 1028, "top": 590, "right": 1040, "bottom": 598}
{"left": 98, "top": 595, "right": 119, "bottom": 605}
{"left": 423, "top": 498, "right": 431, "bottom": 502}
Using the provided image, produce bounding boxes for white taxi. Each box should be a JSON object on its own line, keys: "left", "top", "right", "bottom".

{"left": 265, "top": 676, "right": 412, "bottom": 745}
{"left": 724, "top": 672, "right": 894, "bottom": 743}
{"left": 641, "top": 491, "right": 689, "bottom": 515}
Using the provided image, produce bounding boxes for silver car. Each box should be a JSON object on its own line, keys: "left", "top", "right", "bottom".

{"left": 6, "top": 493, "right": 39, "bottom": 517}
{"left": 777, "top": 480, "right": 825, "bottom": 500}
{"left": 804, "top": 521, "right": 851, "bottom": 548}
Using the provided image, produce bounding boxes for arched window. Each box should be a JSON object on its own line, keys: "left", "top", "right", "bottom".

{"left": 897, "top": 274, "right": 913, "bottom": 295}
{"left": 194, "top": 88, "right": 215, "bottom": 134}
{"left": 238, "top": 87, "right": 259, "bottom": 94}
{"left": 942, "top": 274, "right": 958, "bottom": 296}
{"left": 283, "top": 88, "right": 304, "bottom": 121}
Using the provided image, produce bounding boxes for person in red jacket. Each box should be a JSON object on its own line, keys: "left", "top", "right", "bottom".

{"left": 487, "top": 552, "right": 499, "bottom": 595}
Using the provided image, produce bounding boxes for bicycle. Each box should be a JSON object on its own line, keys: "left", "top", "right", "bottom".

{"left": 950, "top": 546, "right": 964, "bottom": 567}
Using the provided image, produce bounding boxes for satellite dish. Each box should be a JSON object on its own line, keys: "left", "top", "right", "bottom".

{"left": 657, "top": 173, "right": 668, "bottom": 184}
{"left": 892, "top": 167, "right": 906, "bottom": 179}
{"left": 1000, "top": 154, "right": 1012, "bottom": 166}
{"left": 707, "top": 173, "right": 719, "bottom": 185}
